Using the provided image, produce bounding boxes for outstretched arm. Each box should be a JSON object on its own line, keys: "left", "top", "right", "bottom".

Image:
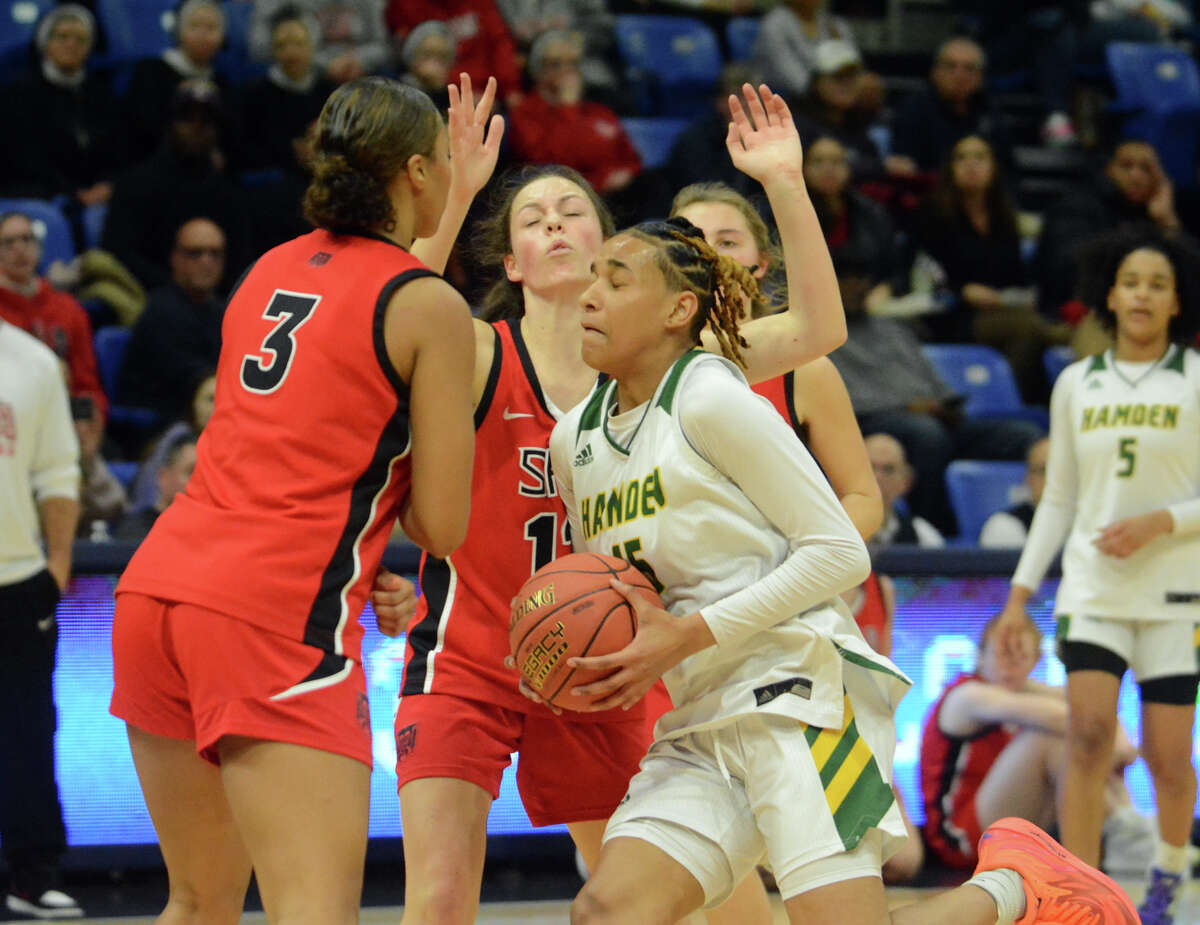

{"left": 411, "top": 74, "right": 504, "bottom": 274}
{"left": 710, "top": 84, "right": 846, "bottom": 384}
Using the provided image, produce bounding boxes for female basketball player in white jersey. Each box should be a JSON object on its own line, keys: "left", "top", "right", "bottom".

{"left": 993, "top": 228, "right": 1200, "bottom": 925}
{"left": 669, "top": 181, "right": 930, "bottom": 886}
{"left": 544, "top": 143, "right": 1138, "bottom": 925}
{"left": 380, "top": 80, "right": 847, "bottom": 925}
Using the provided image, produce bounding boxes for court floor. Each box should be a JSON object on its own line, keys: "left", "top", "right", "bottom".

{"left": 43, "top": 880, "right": 1200, "bottom": 924}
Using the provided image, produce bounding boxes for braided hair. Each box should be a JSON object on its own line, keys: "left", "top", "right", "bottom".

{"left": 625, "top": 217, "right": 759, "bottom": 368}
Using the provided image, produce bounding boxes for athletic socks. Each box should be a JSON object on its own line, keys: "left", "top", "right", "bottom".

{"left": 966, "top": 868, "right": 1027, "bottom": 925}
{"left": 1154, "top": 839, "right": 1189, "bottom": 875}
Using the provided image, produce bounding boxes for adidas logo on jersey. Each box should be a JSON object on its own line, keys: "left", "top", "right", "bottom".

{"left": 573, "top": 445, "right": 594, "bottom": 468}
{"left": 1087, "top": 378, "right": 1104, "bottom": 390}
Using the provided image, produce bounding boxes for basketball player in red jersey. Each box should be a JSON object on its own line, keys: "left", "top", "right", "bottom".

{"left": 372, "top": 83, "right": 848, "bottom": 925}
{"left": 921, "top": 612, "right": 1145, "bottom": 871}
{"left": 109, "top": 78, "right": 476, "bottom": 925}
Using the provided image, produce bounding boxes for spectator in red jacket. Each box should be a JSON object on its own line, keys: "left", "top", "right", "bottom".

{"left": 385, "top": 0, "right": 524, "bottom": 106}
{"left": 0, "top": 211, "right": 107, "bottom": 424}
{"left": 507, "top": 30, "right": 641, "bottom": 195}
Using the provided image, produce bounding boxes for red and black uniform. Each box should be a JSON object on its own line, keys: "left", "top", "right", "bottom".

{"left": 920, "top": 672, "right": 1015, "bottom": 867}
{"left": 849, "top": 571, "right": 888, "bottom": 653}
{"left": 112, "top": 230, "right": 430, "bottom": 765}
{"left": 396, "top": 319, "right": 649, "bottom": 825}
{"left": 751, "top": 371, "right": 802, "bottom": 437}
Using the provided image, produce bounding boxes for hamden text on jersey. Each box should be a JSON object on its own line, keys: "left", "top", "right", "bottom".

{"left": 578, "top": 466, "right": 668, "bottom": 540}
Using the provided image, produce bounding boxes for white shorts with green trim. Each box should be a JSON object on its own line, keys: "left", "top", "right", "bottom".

{"left": 1056, "top": 613, "right": 1200, "bottom": 682}
{"left": 604, "top": 705, "right": 907, "bottom": 908}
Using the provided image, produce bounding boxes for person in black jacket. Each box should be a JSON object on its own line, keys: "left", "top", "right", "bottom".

{"left": 237, "top": 5, "right": 335, "bottom": 173}
{"left": 664, "top": 63, "right": 762, "bottom": 201}
{"left": 1037, "top": 139, "right": 1190, "bottom": 317}
{"left": 890, "top": 37, "right": 1010, "bottom": 172}
{"left": 0, "top": 5, "right": 125, "bottom": 206}
{"left": 919, "top": 134, "right": 1070, "bottom": 401}
{"left": 118, "top": 218, "right": 226, "bottom": 422}
{"left": 122, "top": 0, "right": 233, "bottom": 164}
{"left": 101, "top": 79, "right": 251, "bottom": 292}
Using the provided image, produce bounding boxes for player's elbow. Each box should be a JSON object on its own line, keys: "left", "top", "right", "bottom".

{"left": 840, "top": 538, "right": 872, "bottom": 591}
{"left": 418, "top": 513, "right": 469, "bottom": 559}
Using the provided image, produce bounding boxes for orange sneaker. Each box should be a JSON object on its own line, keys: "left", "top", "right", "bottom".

{"left": 974, "top": 817, "right": 1139, "bottom": 924}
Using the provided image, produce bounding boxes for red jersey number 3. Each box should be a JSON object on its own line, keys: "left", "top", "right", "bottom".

{"left": 241, "top": 290, "right": 321, "bottom": 394}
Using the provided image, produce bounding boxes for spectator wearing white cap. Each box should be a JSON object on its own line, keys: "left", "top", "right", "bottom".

{"left": 752, "top": 0, "right": 857, "bottom": 103}
{"left": 793, "top": 39, "right": 916, "bottom": 180}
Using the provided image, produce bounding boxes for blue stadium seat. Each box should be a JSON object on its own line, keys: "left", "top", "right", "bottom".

{"left": 1043, "top": 344, "right": 1075, "bottom": 386}
{"left": 944, "top": 460, "right": 1028, "bottom": 545}
{"left": 922, "top": 343, "right": 1049, "bottom": 428}
{"left": 0, "top": 0, "right": 51, "bottom": 81}
{"left": 620, "top": 117, "right": 690, "bottom": 170}
{"left": 0, "top": 197, "right": 74, "bottom": 270}
{"left": 216, "top": 0, "right": 266, "bottom": 85}
{"left": 108, "top": 460, "right": 139, "bottom": 490}
{"left": 613, "top": 15, "right": 722, "bottom": 117}
{"left": 96, "top": 0, "right": 175, "bottom": 66}
{"left": 1106, "top": 42, "right": 1200, "bottom": 187}
{"left": 725, "top": 16, "right": 761, "bottom": 62}
{"left": 94, "top": 326, "right": 160, "bottom": 431}
{"left": 94, "top": 326, "right": 130, "bottom": 398}
{"left": 82, "top": 202, "right": 108, "bottom": 250}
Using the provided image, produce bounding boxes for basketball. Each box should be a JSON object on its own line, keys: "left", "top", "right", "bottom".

{"left": 509, "top": 553, "right": 663, "bottom": 711}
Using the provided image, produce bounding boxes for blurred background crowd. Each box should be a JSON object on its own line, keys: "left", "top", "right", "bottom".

{"left": 3, "top": 0, "right": 1200, "bottom": 547}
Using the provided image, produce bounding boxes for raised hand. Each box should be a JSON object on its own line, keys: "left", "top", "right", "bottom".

{"left": 447, "top": 73, "right": 505, "bottom": 198}
{"left": 725, "top": 83, "right": 804, "bottom": 183}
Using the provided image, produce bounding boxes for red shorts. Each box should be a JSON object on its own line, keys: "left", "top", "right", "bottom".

{"left": 924, "top": 798, "right": 983, "bottom": 869}
{"left": 393, "top": 692, "right": 651, "bottom": 827}
{"left": 110, "top": 592, "right": 371, "bottom": 768}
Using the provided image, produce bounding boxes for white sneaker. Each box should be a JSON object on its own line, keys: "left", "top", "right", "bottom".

{"left": 1102, "top": 806, "right": 1157, "bottom": 877}
{"left": 5, "top": 887, "right": 84, "bottom": 919}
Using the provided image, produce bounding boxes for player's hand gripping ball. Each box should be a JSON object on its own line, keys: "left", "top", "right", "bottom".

{"left": 509, "top": 553, "right": 663, "bottom": 711}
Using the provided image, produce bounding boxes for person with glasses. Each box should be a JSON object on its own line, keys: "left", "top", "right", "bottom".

{"left": 890, "top": 37, "right": 1011, "bottom": 174}
{"left": 118, "top": 218, "right": 227, "bottom": 423}
{"left": 0, "top": 4, "right": 124, "bottom": 207}
{"left": 980, "top": 437, "right": 1050, "bottom": 548}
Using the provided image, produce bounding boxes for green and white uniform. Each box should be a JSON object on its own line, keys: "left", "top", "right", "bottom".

{"left": 550, "top": 351, "right": 910, "bottom": 904}
{"left": 1013, "top": 345, "right": 1200, "bottom": 678}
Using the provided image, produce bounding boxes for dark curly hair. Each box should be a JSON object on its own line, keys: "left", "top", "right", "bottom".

{"left": 476, "top": 164, "right": 615, "bottom": 322}
{"left": 303, "top": 77, "right": 441, "bottom": 236}
{"left": 625, "top": 217, "right": 758, "bottom": 368}
{"left": 1075, "top": 225, "right": 1200, "bottom": 345}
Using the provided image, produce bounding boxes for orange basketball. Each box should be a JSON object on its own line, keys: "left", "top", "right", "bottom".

{"left": 509, "top": 552, "right": 663, "bottom": 711}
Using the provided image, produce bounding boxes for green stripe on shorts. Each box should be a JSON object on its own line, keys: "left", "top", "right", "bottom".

{"left": 1056, "top": 615, "right": 1071, "bottom": 642}
{"left": 829, "top": 754, "right": 894, "bottom": 851}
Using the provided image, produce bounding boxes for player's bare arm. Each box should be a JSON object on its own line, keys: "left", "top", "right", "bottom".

{"left": 713, "top": 84, "right": 847, "bottom": 383}
{"left": 386, "top": 275, "right": 476, "bottom": 557}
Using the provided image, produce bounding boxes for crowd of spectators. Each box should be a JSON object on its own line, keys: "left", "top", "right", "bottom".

{"left": 3, "top": 0, "right": 1200, "bottom": 545}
